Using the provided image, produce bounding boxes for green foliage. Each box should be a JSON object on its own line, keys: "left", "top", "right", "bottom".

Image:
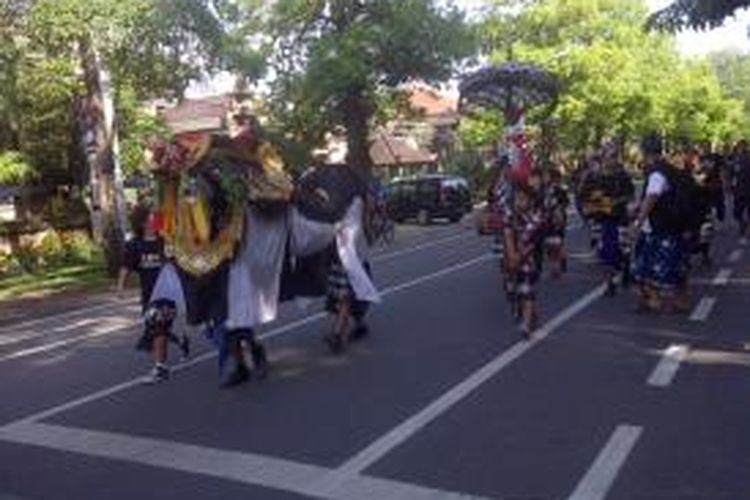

{"left": 709, "top": 51, "right": 750, "bottom": 138}
{"left": 458, "top": 109, "right": 504, "bottom": 149}
{"left": 481, "top": 0, "right": 746, "bottom": 155}
{"left": 1, "top": 0, "right": 246, "bottom": 194}
{"left": 265, "top": 0, "right": 478, "bottom": 166}
{"left": 116, "top": 84, "right": 172, "bottom": 175}
{"left": 1, "top": 230, "right": 101, "bottom": 276}
{"left": 0, "top": 151, "right": 36, "bottom": 184}
{"left": 60, "top": 231, "right": 99, "bottom": 263}
{"left": 445, "top": 150, "right": 491, "bottom": 198}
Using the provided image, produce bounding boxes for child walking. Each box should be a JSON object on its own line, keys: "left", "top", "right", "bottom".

{"left": 117, "top": 204, "right": 189, "bottom": 384}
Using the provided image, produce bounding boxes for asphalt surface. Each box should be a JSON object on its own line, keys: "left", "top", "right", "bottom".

{"left": 0, "top": 215, "right": 748, "bottom": 500}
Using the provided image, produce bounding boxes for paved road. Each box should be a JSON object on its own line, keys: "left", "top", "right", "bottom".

{"left": 0, "top": 217, "right": 748, "bottom": 500}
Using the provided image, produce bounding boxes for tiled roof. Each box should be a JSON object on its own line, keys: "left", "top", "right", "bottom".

{"left": 159, "top": 95, "right": 232, "bottom": 134}
{"left": 407, "top": 86, "right": 458, "bottom": 119}
{"left": 370, "top": 133, "right": 436, "bottom": 166}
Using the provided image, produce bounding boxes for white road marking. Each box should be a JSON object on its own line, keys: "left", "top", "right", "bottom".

{"left": 371, "top": 232, "right": 469, "bottom": 263}
{"left": 336, "top": 282, "right": 607, "bottom": 476}
{"left": 728, "top": 249, "right": 744, "bottom": 264}
{"left": 647, "top": 344, "right": 689, "bottom": 387}
{"left": 0, "top": 319, "right": 137, "bottom": 363}
{"left": 689, "top": 297, "right": 717, "bottom": 322}
{"left": 378, "top": 254, "right": 493, "bottom": 295}
{"left": 5, "top": 254, "right": 495, "bottom": 425}
{"left": 1, "top": 230, "right": 465, "bottom": 336}
{"left": 569, "top": 251, "right": 597, "bottom": 261}
{"left": 0, "top": 422, "right": 488, "bottom": 500}
{"left": 0, "top": 298, "right": 138, "bottom": 335}
{"left": 567, "top": 425, "right": 643, "bottom": 500}
{"left": 712, "top": 268, "right": 733, "bottom": 287}
{"left": 0, "top": 310, "right": 140, "bottom": 348}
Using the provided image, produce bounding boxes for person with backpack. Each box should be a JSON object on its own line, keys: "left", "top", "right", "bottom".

{"left": 631, "top": 134, "right": 694, "bottom": 314}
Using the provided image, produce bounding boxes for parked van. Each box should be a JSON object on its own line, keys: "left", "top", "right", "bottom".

{"left": 387, "top": 175, "right": 473, "bottom": 225}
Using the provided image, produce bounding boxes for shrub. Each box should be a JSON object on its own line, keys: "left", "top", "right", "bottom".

{"left": 61, "top": 232, "right": 100, "bottom": 264}
{"left": 37, "top": 230, "right": 65, "bottom": 268}
{"left": 12, "top": 245, "right": 41, "bottom": 273}
{"left": 0, "top": 151, "right": 37, "bottom": 184}
{"left": 0, "top": 253, "right": 24, "bottom": 277}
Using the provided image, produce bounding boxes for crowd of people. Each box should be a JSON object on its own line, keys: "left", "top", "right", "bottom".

{"left": 117, "top": 130, "right": 750, "bottom": 386}
{"left": 489, "top": 133, "right": 750, "bottom": 338}
{"left": 116, "top": 197, "right": 376, "bottom": 387}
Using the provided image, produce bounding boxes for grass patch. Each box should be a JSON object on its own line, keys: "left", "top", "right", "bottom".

{"left": 0, "top": 262, "right": 112, "bottom": 301}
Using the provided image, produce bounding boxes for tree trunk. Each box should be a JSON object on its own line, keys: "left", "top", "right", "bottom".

{"left": 77, "top": 35, "right": 125, "bottom": 276}
{"left": 341, "top": 89, "right": 373, "bottom": 173}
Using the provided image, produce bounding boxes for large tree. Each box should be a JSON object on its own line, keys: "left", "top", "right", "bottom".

{"left": 263, "top": 0, "right": 476, "bottom": 170}
{"left": 479, "top": 0, "right": 746, "bottom": 155}
{"left": 1, "top": 0, "right": 257, "bottom": 272}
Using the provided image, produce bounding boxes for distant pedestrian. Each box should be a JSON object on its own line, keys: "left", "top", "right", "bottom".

{"left": 595, "top": 144, "right": 635, "bottom": 296}
{"left": 698, "top": 143, "right": 726, "bottom": 223}
{"left": 502, "top": 181, "right": 544, "bottom": 339}
{"left": 731, "top": 141, "right": 750, "bottom": 240}
{"left": 577, "top": 156, "right": 604, "bottom": 251}
{"left": 542, "top": 168, "right": 569, "bottom": 277}
{"left": 116, "top": 204, "right": 190, "bottom": 384}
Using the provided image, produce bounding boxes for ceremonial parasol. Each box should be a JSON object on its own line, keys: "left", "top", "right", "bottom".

{"left": 459, "top": 62, "right": 559, "bottom": 182}
{"left": 459, "top": 62, "right": 559, "bottom": 119}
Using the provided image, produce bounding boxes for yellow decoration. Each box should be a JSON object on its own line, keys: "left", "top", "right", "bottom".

{"left": 189, "top": 193, "right": 211, "bottom": 245}
{"left": 161, "top": 181, "right": 178, "bottom": 239}
{"left": 166, "top": 207, "right": 243, "bottom": 277}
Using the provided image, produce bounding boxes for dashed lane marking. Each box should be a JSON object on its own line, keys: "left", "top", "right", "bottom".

{"left": 567, "top": 425, "right": 643, "bottom": 500}
{"left": 647, "top": 344, "right": 689, "bottom": 387}
{"left": 335, "top": 282, "right": 607, "bottom": 476}
{"left": 371, "top": 232, "right": 470, "bottom": 263}
{"left": 728, "top": 249, "right": 744, "bottom": 264}
{"left": 712, "top": 268, "right": 733, "bottom": 287}
{"left": 689, "top": 297, "right": 717, "bottom": 322}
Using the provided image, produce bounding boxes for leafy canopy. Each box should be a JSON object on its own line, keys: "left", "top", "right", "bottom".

{"left": 478, "top": 0, "right": 747, "bottom": 154}
{"left": 264, "top": 0, "right": 477, "bottom": 168}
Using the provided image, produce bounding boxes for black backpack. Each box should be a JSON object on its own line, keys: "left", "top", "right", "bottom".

{"left": 649, "top": 162, "right": 702, "bottom": 235}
